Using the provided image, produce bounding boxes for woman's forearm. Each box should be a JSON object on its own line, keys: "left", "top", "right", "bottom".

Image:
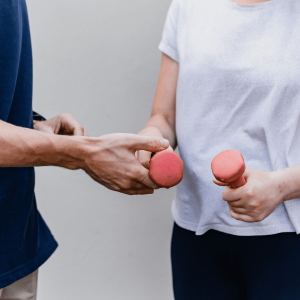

{"left": 138, "top": 53, "right": 178, "bottom": 149}
{"left": 274, "top": 165, "right": 300, "bottom": 201}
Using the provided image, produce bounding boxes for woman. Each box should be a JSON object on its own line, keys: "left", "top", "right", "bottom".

{"left": 137, "top": 0, "right": 300, "bottom": 299}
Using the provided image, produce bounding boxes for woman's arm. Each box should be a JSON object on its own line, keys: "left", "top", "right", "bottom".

{"left": 275, "top": 166, "right": 300, "bottom": 201}
{"left": 137, "top": 53, "right": 179, "bottom": 168}
{"left": 220, "top": 165, "right": 300, "bottom": 223}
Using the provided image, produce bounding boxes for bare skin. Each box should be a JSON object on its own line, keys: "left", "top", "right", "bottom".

{"left": 137, "top": 53, "right": 178, "bottom": 169}
{"left": 230, "top": 0, "right": 271, "bottom": 4}
{"left": 33, "top": 113, "right": 90, "bottom": 136}
{"left": 1, "top": 113, "right": 169, "bottom": 195}
{"left": 137, "top": 53, "right": 300, "bottom": 222}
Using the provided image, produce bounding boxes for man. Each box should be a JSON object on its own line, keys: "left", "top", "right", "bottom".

{"left": 0, "top": 1, "right": 169, "bottom": 298}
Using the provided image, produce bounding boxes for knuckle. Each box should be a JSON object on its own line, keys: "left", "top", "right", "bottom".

{"left": 131, "top": 167, "right": 145, "bottom": 181}
{"left": 113, "top": 180, "right": 127, "bottom": 192}
{"left": 121, "top": 179, "right": 133, "bottom": 190}
{"left": 244, "top": 186, "right": 255, "bottom": 198}
{"left": 222, "top": 191, "right": 229, "bottom": 200}
{"left": 249, "top": 199, "right": 262, "bottom": 211}
{"left": 123, "top": 183, "right": 132, "bottom": 190}
{"left": 248, "top": 201, "right": 257, "bottom": 210}
{"left": 141, "top": 160, "right": 150, "bottom": 168}
{"left": 148, "top": 138, "right": 160, "bottom": 150}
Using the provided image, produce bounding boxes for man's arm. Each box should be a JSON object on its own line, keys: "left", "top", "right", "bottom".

{"left": 0, "top": 120, "right": 79, "bottom": 168}
{"left": 0, "top": 120, "right": 169, "bottom": 195}
{"left": 137, "top": 53, "right": 179, "bottom": 168}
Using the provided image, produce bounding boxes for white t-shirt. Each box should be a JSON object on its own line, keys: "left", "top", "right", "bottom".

{"left": 159, "top": 0, "right": 300, "bottom": 236}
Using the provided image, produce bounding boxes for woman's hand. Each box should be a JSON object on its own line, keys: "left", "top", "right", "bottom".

{"left": 33, "top": 113, "right": 89, "bottom": 136}
{"left": 222, "top": 169, "right": 284, "bottom": 223}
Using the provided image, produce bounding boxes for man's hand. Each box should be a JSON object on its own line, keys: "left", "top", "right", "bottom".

{"left": 222, "top": 169, "right": 283, "bottom": 223}
{"left": 0, "top": 119, "right": 169, "bottom": 195}
{"left": 80, "top": 133, "right": 170, "bottom": 195}
{"left": 34, "top": 113, "right": 89, "bottom": 136}
{"left": 137, "top": 145, "right": 174, "bottom": 170}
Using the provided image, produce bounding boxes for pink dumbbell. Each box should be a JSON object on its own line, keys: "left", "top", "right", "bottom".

{"left": 211, "top": 150, "right": 246, "bottom": 188}
{"left": 149, "top": 151, "right": 184, "bottom": 188}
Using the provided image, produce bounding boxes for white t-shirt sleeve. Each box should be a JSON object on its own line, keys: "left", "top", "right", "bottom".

{"left": 159, "top": 0, "right": 179, "bottom": 62}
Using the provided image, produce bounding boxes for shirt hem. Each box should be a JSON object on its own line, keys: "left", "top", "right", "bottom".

{"left": 172, "top": 208, "right": 297, "bottom": 237}
{"left": 0, "top": 238, "right": 58, "bottom": 289}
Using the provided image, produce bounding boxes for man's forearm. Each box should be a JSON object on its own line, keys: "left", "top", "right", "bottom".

{"left": 138, "top": 114, "right": 176, "bottom": 149}
{"left": 0, "top": 120, "right": 85, "bottom": 169}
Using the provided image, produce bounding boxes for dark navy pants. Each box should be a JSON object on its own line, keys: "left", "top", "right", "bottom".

{"left": 171, "top": 222, "right": 300, "bottom": 300}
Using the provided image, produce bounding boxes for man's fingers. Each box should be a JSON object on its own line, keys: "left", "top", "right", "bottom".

{"left": 59, "top": 113, "right": 86, "bottom": 136}
{"left": 131, "top": 135, "right": 169, "bottom": 152}
{"left": 33, "top": 121, "right": 55, "bottom": 134}
{"left": 38, "top": 125, "right": 55, "bottom": 134}
{"left": 141, "top": 175, "right": 160, "bottom": 189}
{"left": 101, "top": 183, "right": 154, "bottom": 195}
{"left": 90, "top": 173, "right": 155, "bottom": 192}
{"left": 122, "top": 189, "right": 154, "bottom": 195}
{"left": 137, "top": 168, "right": 160, "bottom": 189}
{"left": 138, "top": 146, "right": 174, "bottom": 169}
{"left": 130, "top": 181, "right": 156, "bottom": 190}
{"left": 68, "top": 118, "right": 85, "bottom": 136}
{"left": 137, "top": 150, "right": 152, "bottom": 169}
{"left": 73, "top": 126, "right": 85, "bottom": 136}
{"left": 84, "top": 129, "right": 90, "bottom": 137}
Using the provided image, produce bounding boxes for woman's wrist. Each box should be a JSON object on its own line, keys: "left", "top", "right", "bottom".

{"left": 272, "top": 167, "right": 300, "bottom": 202}
{"left": 138, "top": 126, "right": 164, "bottom": 138}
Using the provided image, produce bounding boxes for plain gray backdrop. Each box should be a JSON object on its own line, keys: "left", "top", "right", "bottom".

{"left": 26, "top": 0, "right": 175, "bottom": 299}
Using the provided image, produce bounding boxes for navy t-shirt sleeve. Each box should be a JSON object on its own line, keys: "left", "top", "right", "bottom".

{"left": 0, "top": 0, "right": 57, "bottom": 288}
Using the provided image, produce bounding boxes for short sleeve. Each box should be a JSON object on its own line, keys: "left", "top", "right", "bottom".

{"left": 158, "top": 0, "right": 179, "bottom": 62}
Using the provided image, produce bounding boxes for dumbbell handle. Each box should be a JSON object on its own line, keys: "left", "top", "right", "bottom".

{"left": 228, "top": 175, "right": 246, "bottom": 188}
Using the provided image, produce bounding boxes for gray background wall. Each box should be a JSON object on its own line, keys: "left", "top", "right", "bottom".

{"left": 26, "top": 0, "right": 174, "bottom": 299}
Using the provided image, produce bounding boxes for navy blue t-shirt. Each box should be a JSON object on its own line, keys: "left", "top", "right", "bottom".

{"left": 0, "top": 0, "right": 57, "bottom": 288}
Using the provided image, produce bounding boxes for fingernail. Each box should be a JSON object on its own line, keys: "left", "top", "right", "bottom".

{"left": 160, "top": 139, "right": 169, "bottom": 148}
